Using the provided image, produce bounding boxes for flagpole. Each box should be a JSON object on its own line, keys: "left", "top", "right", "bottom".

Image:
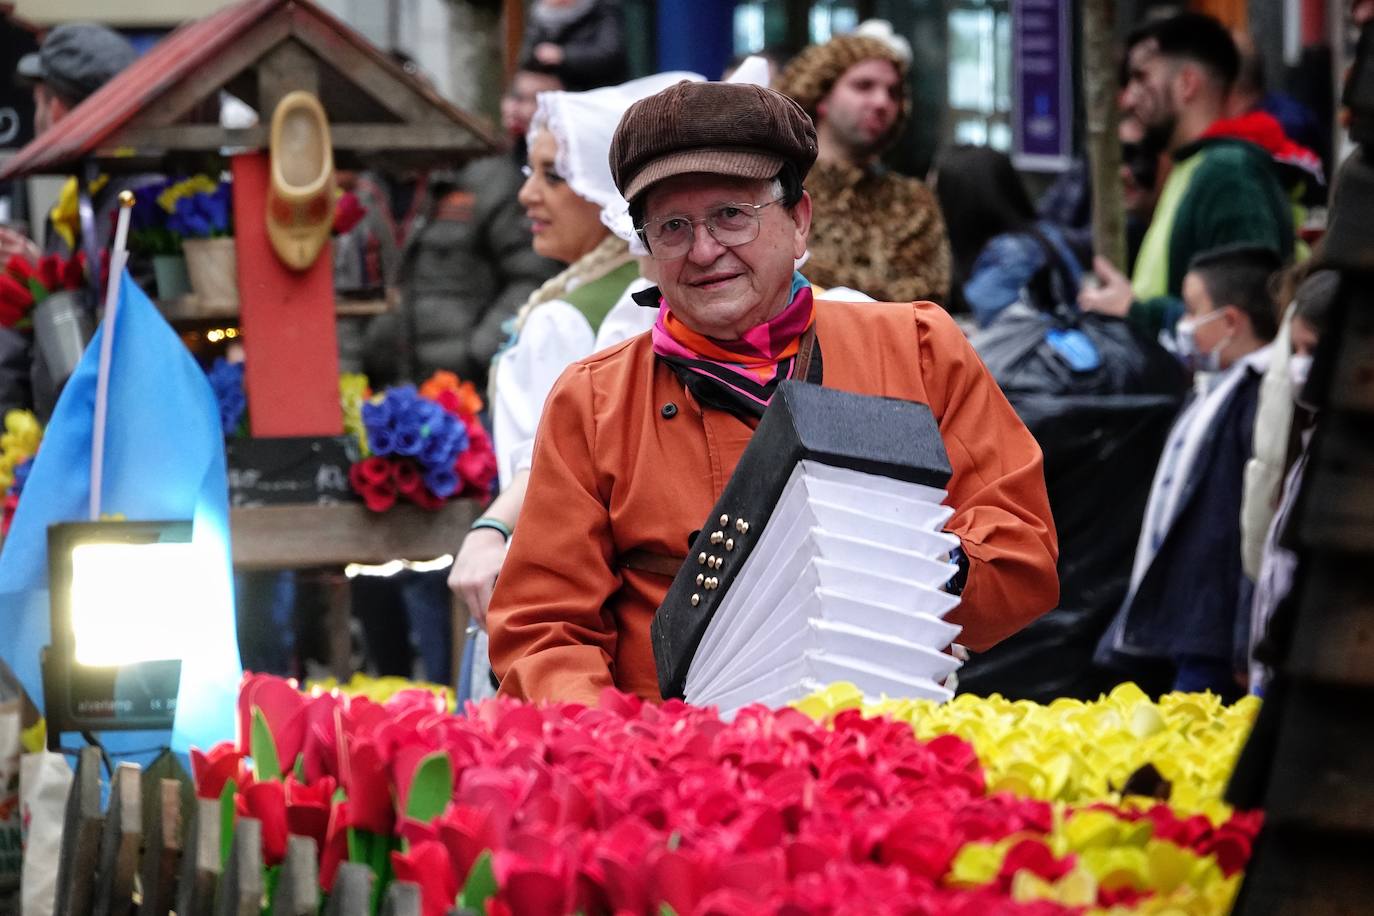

{"left": 89, "top": 191, "right": 135, "bottom": 521}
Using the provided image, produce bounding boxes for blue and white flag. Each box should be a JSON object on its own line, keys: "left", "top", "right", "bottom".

{"left": 0, "top": 271, "right": 241, "bottom": 754}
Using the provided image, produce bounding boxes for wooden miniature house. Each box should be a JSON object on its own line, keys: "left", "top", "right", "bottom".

{"left": 0, "top": 0, "right": 502, "bottom": 436}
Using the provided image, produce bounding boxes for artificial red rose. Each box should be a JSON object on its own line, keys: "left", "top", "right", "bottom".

{"left": 392, "top": 840, "right": 458, "bottom": 916}
{"left": 189, "top": 740, "right": 245, "bottom": 800}
{"left": 343, "top": 737, "right": 394, "bottom": 835}
{"left": 240, "top": 780, "right": 289, "bottom": 866}
{"left": 432, "top": 389, "right": 464, "bottom": 418}
{"left": 350, "top": 459, "right": 397, "bottom": 512}
{"left": 455, "top": 417, "right": 497, "bottom": 497}
{"left": 353, "top": 456, "right": 391, "bottom": 487}
{"left": 236, "top": 673, "right": 309, "bottom": 773}
{"left": 284, "top": 774, "right": 335, "bottom": 849}
{"left": 406, "top": 481, "right": 446, "bottom": 510}
{"left": 392, "top": 459, "right": 422, "bottom": 493}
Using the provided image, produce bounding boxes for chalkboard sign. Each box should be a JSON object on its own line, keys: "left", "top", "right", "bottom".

{"left": 226, "top": 435, "right": 361, "bottom": 507}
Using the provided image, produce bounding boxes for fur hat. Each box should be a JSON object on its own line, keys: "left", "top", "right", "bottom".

{"left": 775, "top": 34, "right": 910, "bottom": 145}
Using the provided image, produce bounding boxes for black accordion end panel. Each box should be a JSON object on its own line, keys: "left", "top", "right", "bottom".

{"left": 651, "top": 380, "right": 954, "bottom": 700}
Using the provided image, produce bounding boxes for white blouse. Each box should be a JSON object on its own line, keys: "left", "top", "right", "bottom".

{"left": 491, "top": 276, "right": 656, "bottom": 489}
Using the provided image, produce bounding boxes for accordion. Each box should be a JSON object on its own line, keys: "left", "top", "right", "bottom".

{"left": 652, "top": 381, "right": 965, "bottom": 714}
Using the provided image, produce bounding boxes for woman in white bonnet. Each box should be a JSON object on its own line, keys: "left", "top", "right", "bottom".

{"left": 449, "top": 70, "right": 700, "bottom": 657}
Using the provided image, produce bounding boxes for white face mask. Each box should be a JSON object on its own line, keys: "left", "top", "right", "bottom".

{"left": 1288, "top": 353, "right": 1314, "bottom": 398}
{"left": 1174, "top": 309, "right": 1229, "bottom": 373}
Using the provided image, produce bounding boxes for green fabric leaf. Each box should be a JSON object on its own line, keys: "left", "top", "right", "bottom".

{"left": 404, "top": 752, "right": 453, "bottom": 823}
{"left": 251, "top": 706, "right": 281, "bottom": 782}
{"left": 218, "top": 777, "right": 237, "bottom": 868}
{"left": 659, "top": 905, "right": 678, "bottom": 916}
{"left": 459, "top": 850, "right": 497, "bottom": 915}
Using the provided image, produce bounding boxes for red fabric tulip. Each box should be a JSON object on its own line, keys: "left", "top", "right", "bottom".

{"left": 437, "top": 804, "right": 507, "bottom": 886}
{"left": 240, "top": 780, "right": 289, "bottom": 866}
{"left": 60, "top": 252, "right": 85, "bottom": 290}
{"left": 998, "top": 838, "right": 1074, "bottom": 885}
{"left": 0, "top": 274, "right": 34, "bottom": 308}
{"left": 4, "top": 254, "right": 33, "bottom": 282}
{"left": 343, "top": 737, "right": 395, "bottom": 835}
{"left": 319, "top": 798, "right": 351, "bottom": 893}
{"left": 36, "top": 254, "right": 61, "bottom": 293}
{"left": 392, "top": 840, "right": 458, "bottom": 916}
{"left": 493, "top": 848, "right": 573, "bottom": 916}
{"left": 237, "top": 672, "right": 310, "bottom": 770}
{"left": 1198, "top": 826, "right": 1254, "bottom": 876}
{"left": 189, "top": 740, "right": 245, "bottom": 800}
{"left": 284, "top": 774, "right": 335, "bottom": 850}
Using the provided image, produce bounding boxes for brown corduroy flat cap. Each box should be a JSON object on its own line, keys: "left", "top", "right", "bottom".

{"left": 609, "top": 81, "right": 818, "bottom": 204}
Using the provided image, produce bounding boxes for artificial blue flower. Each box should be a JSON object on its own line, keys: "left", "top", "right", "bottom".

{"left": 422, "top": 466, "right": 459, "bottom": 499}
{"left": 368, "top": 427, "right": 395, "bottom": 456}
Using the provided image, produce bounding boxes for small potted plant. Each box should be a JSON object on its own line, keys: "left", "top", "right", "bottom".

{"left": 165, "top": 175, "right": 237, "bottom": 315}
{"left": 130, "top": 180, "right": 190, "bottom": 300}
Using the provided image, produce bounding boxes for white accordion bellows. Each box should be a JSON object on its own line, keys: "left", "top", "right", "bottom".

{"left": 684, "top": 460, "right": 964, "bottom": 715}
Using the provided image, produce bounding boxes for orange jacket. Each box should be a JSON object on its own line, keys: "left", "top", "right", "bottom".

{"left": 487, "top": 297, "right": 1059, "bottom": 706}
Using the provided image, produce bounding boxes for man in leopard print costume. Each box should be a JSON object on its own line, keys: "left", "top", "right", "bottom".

{"left": 777, "top": 34, "right": 950, "bottom": 304}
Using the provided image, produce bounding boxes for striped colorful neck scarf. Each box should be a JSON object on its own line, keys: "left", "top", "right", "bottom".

{"left": 652, "top": 272, "right": 818, "bottom": 418}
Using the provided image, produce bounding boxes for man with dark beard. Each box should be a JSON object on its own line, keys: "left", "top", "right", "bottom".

{"left": 1079, "top": 13, "right": 1293, "bottom": 338}
{"left": 776, "top": 34, "right": 950, "bottom": 303}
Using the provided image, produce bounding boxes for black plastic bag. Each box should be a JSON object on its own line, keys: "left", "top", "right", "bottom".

{"left": 957, "top": 308, "right": 1187, "bottom": 701}
{"left": 973, "top": 304, "right": 1186, "bottom": 398}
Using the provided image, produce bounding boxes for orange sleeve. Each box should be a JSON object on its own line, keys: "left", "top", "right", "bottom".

{"left": 486, "top": 362, "right": 621, "bottom": 706}
{"left": 914, "top": 303, "right": 1059, "bottom": 651}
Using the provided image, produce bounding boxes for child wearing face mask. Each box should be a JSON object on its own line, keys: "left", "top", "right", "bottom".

{"left": 1095, "top": 244, "right": 1281, "bottom": 699}
{"left": 1247, "top": 270, "right": 1339, "bottom": 695}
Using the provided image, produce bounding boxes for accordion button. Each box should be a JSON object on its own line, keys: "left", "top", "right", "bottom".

{"left": 725, "top": 538, "right": 734, "bottom": 551}
{"left": 735, "top": 519, "right": 749, "bottom": 534}
{"left": 720, "top": 514, "right": 730, "bottom": 526}
{"left": 696, "top": 573, "right": 705, "bottom": 586}
{"left": 691, "top": 594, "right": 700, "bottom": 606}
{"left": 710, "top": 531, "right": 724, "bottom": 544}
{"left": 698, "top": 552, "right": 707, "bottom": 564}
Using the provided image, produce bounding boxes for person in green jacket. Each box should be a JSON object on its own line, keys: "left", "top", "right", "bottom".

{"left": 1080, "top": 13, "right": 1294, "bottom": 339}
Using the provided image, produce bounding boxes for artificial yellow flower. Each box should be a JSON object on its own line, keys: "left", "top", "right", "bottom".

{"left": 796, "top": 682, "right": 1260, "bottom": 818}
{"left": 157, "top": 174, "right": 219, "bottom": 213}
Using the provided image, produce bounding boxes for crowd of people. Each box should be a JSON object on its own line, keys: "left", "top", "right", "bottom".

{"left": 1, "top": 2, "right": 1340, "bottom": 705}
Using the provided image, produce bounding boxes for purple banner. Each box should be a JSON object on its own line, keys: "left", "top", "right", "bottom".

{"left": 1013, "top": 0, "right": 1072, "bottom": 171}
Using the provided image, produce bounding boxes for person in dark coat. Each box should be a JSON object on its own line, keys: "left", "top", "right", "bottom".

{"left": 1095, "top": 244, "right": 1282, "bottom": 699}
{"left": 520, "top": 0, "right": 627, "bottom": 91}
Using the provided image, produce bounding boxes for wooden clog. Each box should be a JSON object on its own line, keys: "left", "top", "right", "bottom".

{"left": 266, "top": 90, "right": 335, "bottom": 271}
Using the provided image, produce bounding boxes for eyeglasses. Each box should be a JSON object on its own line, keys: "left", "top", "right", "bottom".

{"left": 520, "top": 163, "right": 566, "bottom": 187}
{"left": 637, "top": 198, "right": 783, "bottom": 260}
